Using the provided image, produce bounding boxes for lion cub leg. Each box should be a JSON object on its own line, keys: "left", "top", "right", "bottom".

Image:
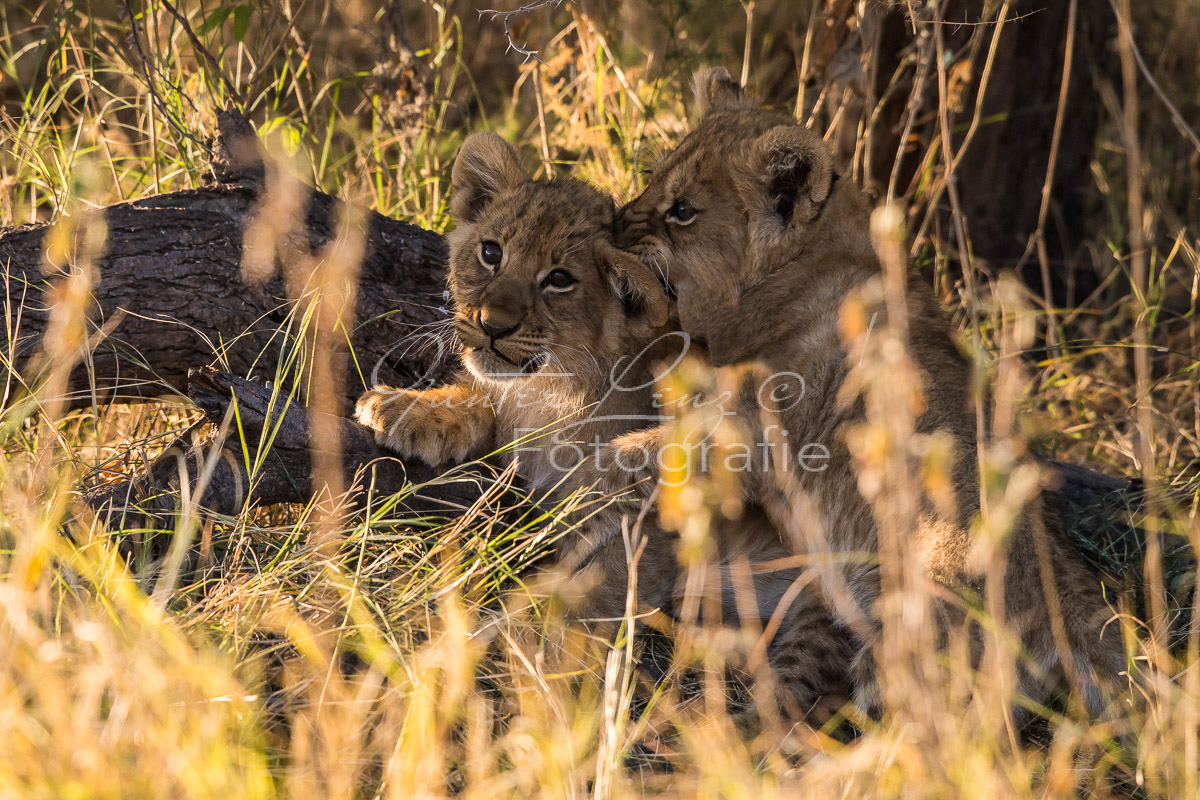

{"left": 556, "top": 521, "right": 681, "bottom": 620}
{"left": 355, "top": 383, "right": 496, "bottom": 466}
{"left": 764, "top": 597, "right": 860, "bottom": 725}
{"left": 702, "top": 525, "right": 861, "bottom": 727}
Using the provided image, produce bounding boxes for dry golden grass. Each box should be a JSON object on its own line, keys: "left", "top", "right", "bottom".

{"left": 1, "top": 1, "right": 1199, "bottom": 796}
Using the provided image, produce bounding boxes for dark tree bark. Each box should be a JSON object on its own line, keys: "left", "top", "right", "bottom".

{"left": 0, "top": 114, "right": 454, "bottom": 410}
{"left": 83, "top": 369, "right": 509, "bottom": 523}
{"left": 811, "top": 0, "right": 1115, "bottom": 309}
{"left": 82, "top": 368, "right": 521, "bottom": 539}
{"left": 937, "top": 0, "right": 1115, "bottom": 307}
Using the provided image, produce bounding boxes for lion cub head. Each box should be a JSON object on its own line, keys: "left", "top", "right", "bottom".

{"left": 616, "top": 68, "right": 874, "bottom": 349}
{"left": 448, "top": 132, "right": 668, "bottom": 385}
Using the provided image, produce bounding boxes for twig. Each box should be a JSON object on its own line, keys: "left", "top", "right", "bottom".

{"left": 123, "top": 0, "right": 209, "bottom": 149}
{"left": 740, "top": 1, "right": 756, "bottom": 87}
{"left": 533, "top": 62, "right": 553, "bottom": 177}
{"left": 794, "top": 1, "right": 819, "bottom": 120}
{"left": 158, "top": 0, "right": 245, "bottom": 107}
{"left": 932, "top": 2, "right": 986, "bottom": 525}
{"left": 479, "top": 0, "right": 567, "bottom": 64}
{"left": 1115, "top": 0, "right": 1168, "bottom": 672}
{"left": 1020, "top": 0, "right": 1076, "bottom": 358}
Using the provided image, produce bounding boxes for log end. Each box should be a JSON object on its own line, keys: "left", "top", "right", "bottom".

{"left": 209, "top": 108, "right": 266, "bottom": 186}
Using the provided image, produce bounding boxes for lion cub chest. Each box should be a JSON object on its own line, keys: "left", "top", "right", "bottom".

{"left": 488, "top": 374, "right": 658, "bottom": 492}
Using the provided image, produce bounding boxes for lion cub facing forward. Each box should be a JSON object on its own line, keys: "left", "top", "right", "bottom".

{"left": 355, "top": 132, "right": 677, "bottom": 595}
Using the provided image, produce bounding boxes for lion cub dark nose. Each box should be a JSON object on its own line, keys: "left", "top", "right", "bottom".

{"left": 478, "top": 307, "right": 520, "bottom": 340}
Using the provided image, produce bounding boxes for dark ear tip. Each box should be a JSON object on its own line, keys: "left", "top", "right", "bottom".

{"left": 693, "top": 66, "right": 749, "bottom": 116}
{"left": 694, "top": 65, "right": 733, "bottom": 85}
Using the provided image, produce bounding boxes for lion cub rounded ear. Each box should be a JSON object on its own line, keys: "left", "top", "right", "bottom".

{"left": 596, "top": 242, "right": 669, "bottom": 329}
{"left": 745, "top": 125, "right": 834, "bottom": 229}
{"left": 693, "top": 66, "right": 751, "bottom": 118}
{"left": 451, "top": 132, "right": 528, "bottom": 223}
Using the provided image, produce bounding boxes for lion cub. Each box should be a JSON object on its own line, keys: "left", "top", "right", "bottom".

{"left": 355, "top": 132, "right": 676, "bottom": 600}
{"left": 609, "top": 68, "right": 1130, "bottom": 721}
{"left": 356, "top": 132, "right": 857, "bottom": 722}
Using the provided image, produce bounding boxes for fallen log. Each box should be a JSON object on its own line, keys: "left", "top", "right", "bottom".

{"left": 0, "top": 111, "right": 454, "bottom": 409}
{"left": 83, "top": 368, "right": 517, "bottom": 527}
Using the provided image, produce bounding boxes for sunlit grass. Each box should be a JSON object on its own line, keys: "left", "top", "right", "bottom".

{"left": 1, "top": 0, "right": 1199, "bottom": 797}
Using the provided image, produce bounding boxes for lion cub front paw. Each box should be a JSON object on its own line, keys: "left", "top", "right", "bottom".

{"left": 354, "top": 386, "right": 488, "bottom": 467}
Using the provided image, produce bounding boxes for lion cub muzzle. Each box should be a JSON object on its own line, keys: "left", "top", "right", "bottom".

{"left": 455, "top": 306, "right": 546, "bottom": 380}
{"left": 477, "top": 305, "right": 520, "bottom": 340}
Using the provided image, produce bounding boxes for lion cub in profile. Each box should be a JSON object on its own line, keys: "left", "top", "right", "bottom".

{"left": 356, "top": 132, "right": 858, "bottom": 722}
{"left": 611, "top": 68, "right": 1130, "bottom": 720}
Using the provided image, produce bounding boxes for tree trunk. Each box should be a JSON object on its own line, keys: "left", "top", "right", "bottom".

{"left": 812, "top": 0, "right": 1114, "bottom": 308}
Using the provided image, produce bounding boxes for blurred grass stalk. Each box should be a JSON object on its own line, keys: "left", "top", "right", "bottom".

{"left": 0, "top": 0, "right": 1199, "bottom": 796}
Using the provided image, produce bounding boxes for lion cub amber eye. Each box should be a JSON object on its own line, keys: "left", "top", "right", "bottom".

{"left": 542, "top": 269, "right": 576, "bottom": 291}
{"left": 666, "top": 199, "right": 696, "bottom": 225}
{"left": 479, "top": 240, "right": 504, "bottom": 268}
